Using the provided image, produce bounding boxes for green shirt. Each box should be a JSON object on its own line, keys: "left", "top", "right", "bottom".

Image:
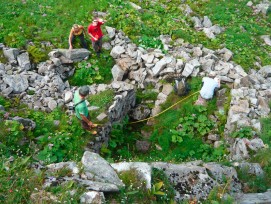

{"left": 73, "top": 90, "right": 88, "bottom": 120}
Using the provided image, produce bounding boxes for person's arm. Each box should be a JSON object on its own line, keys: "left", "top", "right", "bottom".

{"left": 88, "top": 26, "right": 97, "bottom": 41}
{"left": 97, "top": 18, "right": 106, "bottom": 24}
{"left": 69, "top": 29, "right": 74, "bottom": 50}
{"left": 80, "top": 114, "right": 94, "bottom": 127}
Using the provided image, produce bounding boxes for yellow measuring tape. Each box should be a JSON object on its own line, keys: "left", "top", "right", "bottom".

{"left": 129, "top": 91, "right": 200, "bottom": 124}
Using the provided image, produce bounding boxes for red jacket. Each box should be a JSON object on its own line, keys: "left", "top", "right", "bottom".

{"left": 88, "top": 22, "right": 104, "bottom": 41}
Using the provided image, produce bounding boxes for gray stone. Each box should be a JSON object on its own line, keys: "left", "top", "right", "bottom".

{"left": 130, "top": 105, "right": 150, "bottom": 120}
{"left": 3, "top": 48, "right": 19, "bottom": 62}
{"left": 141, "top": 53, "right": 154, "bottom": 64}
{"left": 12, "top": 116, "right": 36, "bottom": 130}
{"left": 162, "top": 84, "right": 173, "bottom": 96}
{"left": 110, "top": 45, "right": 125, "bottom": 58}
{"left": 191, "top": 16, "right": 202, "bottom": 28}
{"left": 247, "top": 1, "right": 253, "bottom": 7}
{"left": 152, "top": 56, "right": 172, "bottom": 76}
{"left": 112, "top": 162, "right": 152, "bottom": 189}
{"left": 203, "top": 27, "right": 216, "bottom": 39}
{"left": 48, "top": 99, "right": 57, "bottom": 111}
{"left": 51, "top": 57, "right": 61, "bottom": 66}
{"left": 80, "top": 191, "right": 105, "bottom": 204}
{"left": 202, "top": 16, "right": 212, "bottom": 28}
{"left": 3, "top": 74, "right": 29, "bottom": 93}
{"left": 58, "top": 48, "right": 90, "bottom": 62}
{"left": 257, "top": 97, "right": 270, "bottom": 116}
{"left": 238, "top": 189, "right": 271, "bottom": 204}
{"left": 258, "top": 65, "right": 271, "bottom": 78}
{"left": 96, "top": 112, "right": 107, "bottom": 121}
{"left": 261, "top": 35, "right": 271, "bottom": 46}
{"left": 152, "top": 162, "right": 217, "bottom": 201}
{"left": 238, "top": 162, "right": 264, "bottom": 176}
{"left": 112, "top": 64, "right": 125, "bottom": 81}
{"left": 64, "top": 91, "right": 73, "bottom": 103}
{"left": 79, "top": 179, "right": 119, "bottom": 192}
{"left": 82, "top": 151, "right": 124, "bottom": 187}
{"left": 105, "top": 26, "right": 116, "bottom": 39}
{"left": 203, "top": 163, "right": 241, "bottom": 193}
{"left": 17, "top": 52, "right": 31, "bottom": 71}
{"left": 207, "top": 134, "right": 220, "bottom": 141}
{"left": 102, "top": 42, "right": 112, "bottom": 50}
{"left": 136, "top": 140, "right": 151, "bottom": 153}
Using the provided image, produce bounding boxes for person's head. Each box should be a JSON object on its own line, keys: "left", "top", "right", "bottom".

{"left": 79, "top": 86, "right": 89, "bottom": 97}
{"left": 92, "top": 18, "right": 98, "bottom": 26}
{"left": 73, "top": 24, "right": 80, "bottom": 31}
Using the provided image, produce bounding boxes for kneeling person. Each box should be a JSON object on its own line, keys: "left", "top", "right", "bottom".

{"left": 73, "top": 86, "right": 97, "bottom": 134}
{"left": 196, "top": 77, "right": 220, "bottom": 105}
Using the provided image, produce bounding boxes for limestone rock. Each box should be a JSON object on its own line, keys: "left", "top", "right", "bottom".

{"left": 3, "top": 74, "right": 29, "bottom": 93}
{"left": 82, "top": 151, "right": 124, "bottom": 187}
{"left": 17, "top": 52, "right": 31, "bottom": 71}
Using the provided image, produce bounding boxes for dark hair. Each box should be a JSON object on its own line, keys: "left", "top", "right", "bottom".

{"left": 79, "top": 86, "right": 89, "bottom": 96}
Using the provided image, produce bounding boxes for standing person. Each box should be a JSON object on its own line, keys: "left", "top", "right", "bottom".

{"left": 195, "top": 76, "right": 220, "bottom": 105}
{"left": 69, "top": 24, "right": 88, "bottom": 50}
{"left": 88, "top": 18, "right": 106, "bottom": 57}
{"left": 73, "top": 86, "right": 97, "bottom": 134}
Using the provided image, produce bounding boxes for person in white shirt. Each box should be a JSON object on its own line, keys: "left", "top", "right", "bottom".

{"left": 195, "top": 76, "right": 220, "bottom": 105}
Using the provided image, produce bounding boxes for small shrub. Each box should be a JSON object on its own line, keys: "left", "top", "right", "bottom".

{"left": 27, "top": 45, "right": 48, "bottom": 63}
{"left": 231, "top": 127, "right": 253, "bottom": 139}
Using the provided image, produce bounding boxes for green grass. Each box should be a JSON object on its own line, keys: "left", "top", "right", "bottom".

{"left": 88, "top": 89, "right": 115, "bottom": 123}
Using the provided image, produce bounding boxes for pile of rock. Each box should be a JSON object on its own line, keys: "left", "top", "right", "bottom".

{"left": 35, "top": 151, "right": 269, "bottom": 203}
{"left": 191, "top": 16, "right": 224, "bottom": 39}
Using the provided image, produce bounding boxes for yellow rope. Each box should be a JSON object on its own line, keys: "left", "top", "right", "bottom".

{"left": 129, "top": 91, "right": 200, "bottom": 124}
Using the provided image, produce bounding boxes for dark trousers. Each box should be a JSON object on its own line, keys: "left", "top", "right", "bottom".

{"left": 71, "top": 33, "right": 88, "bottom": 49}
{"left": 78, "top": 114, "right": 91, "bottom": 131}
{"left": 92, "top": 37, "right": 103, "bottom": 53}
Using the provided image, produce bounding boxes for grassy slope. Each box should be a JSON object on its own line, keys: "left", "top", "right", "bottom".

{"left": 1, "top": 0, "right": 271, "bottom": 202}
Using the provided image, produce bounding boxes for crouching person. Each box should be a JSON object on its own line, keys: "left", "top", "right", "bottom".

{"left": 73, "top": 86, "right": 97, "bottom": 134}
{"left": 195, "top": 76, "right": 220, "bottom": 106}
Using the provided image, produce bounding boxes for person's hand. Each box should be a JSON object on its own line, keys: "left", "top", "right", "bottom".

{"left": 69, "top": 45, "right": 73, "bottom": 50}
{"left": 88, "top": 121, "right": 93, "bottom": 127}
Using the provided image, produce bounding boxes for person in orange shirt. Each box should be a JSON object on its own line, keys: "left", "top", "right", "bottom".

{"left": 88, "top": 18, "right": 106, "bottom": 57}
{"left": 68, "top": 24, "right": 88, "bottom": 50}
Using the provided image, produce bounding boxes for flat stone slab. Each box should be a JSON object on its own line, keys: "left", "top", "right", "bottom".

{"left": 238, "top": 189, "right": 271, "bottom": 204}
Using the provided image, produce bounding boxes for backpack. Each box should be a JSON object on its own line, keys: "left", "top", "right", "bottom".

{"left": 174, "top": 78, "right": 190, "bottom": 96}
{"left": 69, "top": 100, "right": 85, "bottom": 111}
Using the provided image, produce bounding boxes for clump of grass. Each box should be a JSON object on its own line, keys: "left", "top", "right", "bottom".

{"left": 88, "top": 89, "right": 114, "bottom": 123}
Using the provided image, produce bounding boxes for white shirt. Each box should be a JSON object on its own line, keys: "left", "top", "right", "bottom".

{"left": 200, "top": 77, "right": 220, "bottom": 99}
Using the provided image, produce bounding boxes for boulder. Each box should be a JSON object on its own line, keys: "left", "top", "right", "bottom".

{"left": 17, "top": 52, "right": 31, "bottom": 71}
{"left": 3, "top": 48, "right": 19, "bottom": 62}
{"left": 110, "top": 45, "right": 125, "bottom": 58}
{"left": 130, "top": 105, "right": 150, "bottom": 120}
{"left": 152, "top": 162, "right": 217, "bottom": 201}
{"left": 238, "top": 189, "right": 271, "bottom": 204}
{"left": 58, "top": 49, "right": 90, "bottom": 62}
{"left": 152, "top": 56, "right": 172, "bottom": 76}
{"left": 203, "top": 163, "right": 241, "bottom": 193}
{"left": 12, "top": 116, "right": 36, "bottom": 130}
{"left": 202, "top": 16, "right": 212, "bottom": 28}
{"left": 258, "top": 65, "right": 271, "bottom": 78}
{"left": 82, "top": 151, "right": 124, "bottom": 187}
{"left": 3, "top": 74, "right": 29, "bottom": 93}
{"left": 105, "top": 26, "right": 116, "bottom": 39}
{"left": 112, "top": 64, "right": 126, "bottom": 81}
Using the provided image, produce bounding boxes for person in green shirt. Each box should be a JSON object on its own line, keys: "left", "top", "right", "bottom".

{"left": 73, "top": 86, "right": 97, "bottom": 134}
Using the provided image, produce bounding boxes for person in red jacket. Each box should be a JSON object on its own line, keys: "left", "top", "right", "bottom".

{"left": 88, "top": 18, "right": 106, "bottom": 57}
